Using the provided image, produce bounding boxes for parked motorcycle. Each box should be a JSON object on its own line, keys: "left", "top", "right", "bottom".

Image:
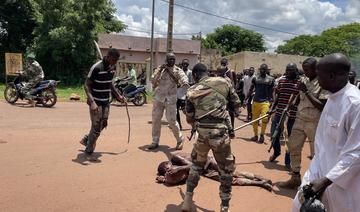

{"left": 111, "top": 77, "right": 147, "bottom": 106}
{"left": 4, "top": 73, "right": 59, "bottom": 107}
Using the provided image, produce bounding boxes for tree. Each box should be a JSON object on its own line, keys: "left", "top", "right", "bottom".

{"left": 194, "top": 25, "right": 266, "bottom": 56}
{"left": 276, "top": 23, "right": 360, "bottom": 57}
{"left": 32, "top": 0, "right": 125, "bottom": 85}
{"left": 0, "top": 0, "right": 37, "bottom": 82}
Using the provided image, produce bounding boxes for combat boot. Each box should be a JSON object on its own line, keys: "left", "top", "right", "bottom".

{"left": 176, "top": 137, "right": 185, "bottom": 150}
{"left": 220, "top": 205, "right": 230, "bottom": 212}
{"left": 181, "top": 192, "right": 193, "bottom": 212}
{"left": 147, "top": 142, "right": 159, "bottom": 150}
{"left": 278, "top": 173, "right": 301, "bottom": 189}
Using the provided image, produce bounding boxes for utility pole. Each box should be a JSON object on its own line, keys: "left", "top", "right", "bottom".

{"left": 199, "top": 31, "right": 202, "bottom": 62}
{"left": 148, "top": 0, "right": 155, "bottom": 90}
{"left": 166, "top": 0, "right": 174, "bottom": 52}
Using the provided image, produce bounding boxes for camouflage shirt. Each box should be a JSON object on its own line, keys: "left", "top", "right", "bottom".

{"left": 151, "top": 65, "right": 189, "bottom": 103}
{"left": 25, "top": 61, "right": 44, "bottom": 80}
{"left": 186, "top": 76, "right": 241, "bottom": 128}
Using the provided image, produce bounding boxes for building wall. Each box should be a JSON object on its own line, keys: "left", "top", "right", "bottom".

{"left": 226, "top": 51, "right": 320, "bottom": 75}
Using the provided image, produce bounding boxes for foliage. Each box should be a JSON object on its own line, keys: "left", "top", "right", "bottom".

{"left": 276, "top": 23, "right": 360, "bottom": 57}
{"left": 32, "top": 0, "right": 125, "bottom": 85}
{"left": 192, "top": 24, "right": 266, "bottom": 56}
{"left": 0, "top": 0, "right": 37, "bottom": 82}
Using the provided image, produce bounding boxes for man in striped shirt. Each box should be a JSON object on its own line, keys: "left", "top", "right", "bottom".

{"left": 80, "top": 48, "right": 125, "bottom": 158}
{"left": 269, "top": 63, "right": 300, "bottom": 167}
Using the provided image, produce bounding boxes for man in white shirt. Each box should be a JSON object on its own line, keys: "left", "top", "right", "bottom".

{"left": 176, "top": 59, "right": 193, "bottom": 130}
{"left": 292, "top": 53, "right": 360, "bottom": 212}
{"left": 243, "top": 67, "right": 255, "bottom": 121}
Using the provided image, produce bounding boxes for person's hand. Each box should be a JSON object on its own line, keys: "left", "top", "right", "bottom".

{"left": 168, "top": 167, "right": 182, "bottom": 175}
{"left": 267, "top": 109, "right": 274, "bottom": 116}
{"left": 234, "top": 108, "right": 241, "bottom": 118}
{"left": 298, "top": 82, "right": 308, "bottom": 93}
{"left": 90, "top": 101, "right": 99, "bottom": 113}
{"left": 117, "top": 95, "right": 126, "bottom": 103}
{"left": 310, "top": 177, "right": 332, "bottom": 195}
{"left": 156, "top": 176, "right": 166, "bottom": 183}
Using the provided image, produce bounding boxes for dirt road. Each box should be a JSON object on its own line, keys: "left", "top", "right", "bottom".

{"left": 0, "top": 101, "right": 311, "bottom": 211}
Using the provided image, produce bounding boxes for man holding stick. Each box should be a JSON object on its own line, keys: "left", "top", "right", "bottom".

{"left": 80, "top": 48, "right": 125, "bottom": 158}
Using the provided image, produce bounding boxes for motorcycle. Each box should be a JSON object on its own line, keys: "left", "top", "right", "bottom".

{"left": 111, "top": 77, "right": 147, "bottom": 106}
{"left": 4, "top": 73, "right": 59, "bottom": 107}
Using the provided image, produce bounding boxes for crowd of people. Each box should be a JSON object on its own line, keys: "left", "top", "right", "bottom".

{"left": 78, "top": 48, "right": 359, "bottom": 212}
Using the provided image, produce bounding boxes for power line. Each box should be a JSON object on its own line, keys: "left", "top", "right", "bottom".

{"left": 159, "top": 0, "right": 300, "bottom": 36}
{"left": 126, "top": 26, "right": 199, "bottom": 36}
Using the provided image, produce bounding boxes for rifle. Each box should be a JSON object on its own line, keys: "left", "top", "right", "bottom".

{"left": 188, "top": 127, "right": 196, "bottom": 141}
{"left": 268, "top": 93, "right": 299, "bottom": 152}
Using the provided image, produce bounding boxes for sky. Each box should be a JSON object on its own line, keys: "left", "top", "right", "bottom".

{"left": 112, "top": 0, "right": 360, "bottom": 52}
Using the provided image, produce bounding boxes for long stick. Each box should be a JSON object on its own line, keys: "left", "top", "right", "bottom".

{"left": 94, "top": 40, "right": 102, "bottom": 59}
{"left": 125, "top": 102, "right": 131, "bottom": 143}
{"left": 234, "top": 114, "right": 269, "bottom": 131}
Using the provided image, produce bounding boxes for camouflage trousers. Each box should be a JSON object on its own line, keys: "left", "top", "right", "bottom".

{"left": 186, "top": 126, "right": 235, "bottom": 207}
{"left": 82, "top": 105, "right": 110, "bottom": 154}
{"left": 152, "top": 99, "right": 182, "bottom": 144}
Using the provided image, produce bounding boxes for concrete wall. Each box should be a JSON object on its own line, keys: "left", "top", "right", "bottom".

{"left": 226, "top": 51, "right": 320, "bottom": 75}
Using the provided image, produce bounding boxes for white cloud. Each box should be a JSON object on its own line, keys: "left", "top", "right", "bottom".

{"left": 112, "top": 0, "right": 360, "bottom": 51}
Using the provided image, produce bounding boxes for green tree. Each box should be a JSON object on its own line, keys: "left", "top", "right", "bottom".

{"left": 0, "top": 0, "right": 37, "bottom": 82}
{"left": 32, "top": 0, "right": 125, "bottom": 85}
{"left": 195, "top": 25, "right": 266, "bottom": 56}
{"left": 276, "top": 23, "right": 360, "bottom": 57}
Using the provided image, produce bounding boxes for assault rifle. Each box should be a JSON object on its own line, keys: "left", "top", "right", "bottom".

{"left": 268, "top": 93, "right": 299, "bottom": 152}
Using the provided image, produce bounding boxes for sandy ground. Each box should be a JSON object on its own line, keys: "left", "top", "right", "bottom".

{"left": 0, "top": 100, "right": 312, "bottom": 212}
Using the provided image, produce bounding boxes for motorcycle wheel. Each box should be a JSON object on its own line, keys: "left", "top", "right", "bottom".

{"left": 41, "top": 89, "right": 57, "bottom": 107}
{"left": 132, "top": 92, "right": 146, "bottom": 106}
{"left": 4, "top": 84, "right": 19, "bottom": 104}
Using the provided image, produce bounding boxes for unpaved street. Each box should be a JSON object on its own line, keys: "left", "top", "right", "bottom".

{"left": 0, "top": 101, "right": 311, "bottom": 212}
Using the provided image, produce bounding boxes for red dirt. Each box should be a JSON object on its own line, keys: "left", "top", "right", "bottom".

{"left": 0, "top": 101, "right": 312, "bottom": 212}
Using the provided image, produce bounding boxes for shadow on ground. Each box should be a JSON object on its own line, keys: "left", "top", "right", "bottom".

{"left": 272, "top": 184, "right": 298, "bottom": 199}
{"left": 72, "top": 150, "right": 124, "bottom": 165}
{"left": 259, "top": 160, "right": 289, "bottom": 172}
{"left": 164, "top": 188, "right": 215, "bottom": 212}
{"left": 138, "top": 144, "right": 177, "bottom": 159}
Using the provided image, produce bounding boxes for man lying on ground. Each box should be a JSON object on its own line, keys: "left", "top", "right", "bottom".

{"left": 156, "top": 152, "right": 273, "bottom": 191}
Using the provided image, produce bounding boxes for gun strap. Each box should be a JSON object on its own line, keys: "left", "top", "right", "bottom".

{"left": 164, "top": 68, "right": 179, "bottom": 86}
{"left": 199, "top": 82, "right": 227, "bottom": 102}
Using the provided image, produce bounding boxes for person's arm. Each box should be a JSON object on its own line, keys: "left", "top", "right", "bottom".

{"left": 246, "top": 77, "right": 256, "bottom": 100}
{"left": 228, "top": 81, "right": 242, "bottom": 116}
{"left": 298, "top": 82, "right": 326, "bottom": 110}
{"left": 321, "top": 107, "right": 360, "bottom": 191}
{"left": 185, "top": 97, "right": 196, "bottom": 125}
{"left": 110, "top": 83, "right": 125, "bottom": 103}
{"left": 84, "top": 78, "right": 98, "bottom": 112}
{"left": 268, "top": 78, "right": 275, "bottom": 102}
{"left": 170, "top": 153, "right": 192, "bottom": 166}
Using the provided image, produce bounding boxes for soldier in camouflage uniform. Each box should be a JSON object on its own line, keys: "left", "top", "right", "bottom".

{"left": 148, "top": 53, "right": 189, "bottom": 150}
{"left": 181, "top": 63, "right": 241, "bottom": 212}
{"left": 21, "top": 53, "right": 44, "bottom": 103}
